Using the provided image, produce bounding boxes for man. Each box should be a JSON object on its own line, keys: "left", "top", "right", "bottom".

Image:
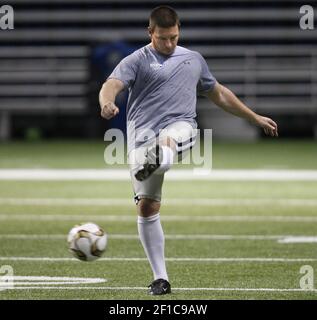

{"left": 99, "top": 6, "right": 278, "bottom": 295}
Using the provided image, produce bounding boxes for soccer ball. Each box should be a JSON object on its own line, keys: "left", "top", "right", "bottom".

{"left": 67, "top": 222, "right": 107, "bottom": 261}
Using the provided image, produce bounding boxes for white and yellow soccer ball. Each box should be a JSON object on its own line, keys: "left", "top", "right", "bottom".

{"left": 67, "top": 222, "right": 107, "bottom": 261}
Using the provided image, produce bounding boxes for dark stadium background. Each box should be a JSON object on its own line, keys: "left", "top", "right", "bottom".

{"left": 0, "top": 0, "right": 316, "bottom": 142}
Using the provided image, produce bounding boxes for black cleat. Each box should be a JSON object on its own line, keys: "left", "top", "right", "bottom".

{"left": 134, "top": 145, "right": 163, "bottom": 181}
{"left": 148, "top": 278, "right": 171, "bottom": 295}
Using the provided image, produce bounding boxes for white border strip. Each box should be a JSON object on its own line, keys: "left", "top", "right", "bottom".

{"left": 0, "top": 169, "right": 317, "bottom": 181}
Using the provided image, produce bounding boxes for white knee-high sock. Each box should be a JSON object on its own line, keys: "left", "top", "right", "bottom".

{"left": 137, "top": 213, "right": 168, "bottom": 281}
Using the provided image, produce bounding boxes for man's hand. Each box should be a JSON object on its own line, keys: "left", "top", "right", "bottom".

{"left": 99, "top": 79, "right": 124, "bottom": 120}
{"left": 100, "top": 101, "right": 119, "bottom": 120}
{"left": 254, "top": 115, "right": 278, "bottom": 137}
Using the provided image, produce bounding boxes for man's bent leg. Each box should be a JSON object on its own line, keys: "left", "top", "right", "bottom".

{"left": 134, "top": 136, "right": 176, "bottom": 181}
{"left": 154, "top": 136, "right": 176, "bottom": 174}
{"left": 134, "top": 121, "right": 196, "bottom": 181}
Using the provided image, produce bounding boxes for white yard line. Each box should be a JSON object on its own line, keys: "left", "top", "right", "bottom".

{"left": 2, "top": 286, "right": 317, "bottom": 292}
{"left": 0, "top": 234, "right": 314, "bottom": 242}
{"left": 1, "top": 276, "right": 106, "bottom": 286}
{"left": 1, "top": 197, "right": 317, "bottom": 206}
{"left": 278, "top": 236, "right": 317, "bottom": 243}
{"left": 0, "top": 169, "right": 317, "bottom": 181}
{"left": 1, "top": 257, "right": 317, "bottom": 262}
{"left": 0, "top": 214, "right": 316, "bottom": 222}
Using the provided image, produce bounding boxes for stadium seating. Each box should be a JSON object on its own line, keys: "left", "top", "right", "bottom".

{"left": 0, "top": 0, "right": 316, "bottom": 139}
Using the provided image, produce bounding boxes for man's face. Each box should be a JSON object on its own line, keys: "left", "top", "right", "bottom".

{"left": 149, "top": 25, "right": 179, "bottom": 56}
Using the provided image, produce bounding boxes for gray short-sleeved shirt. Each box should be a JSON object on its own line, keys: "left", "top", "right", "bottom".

{"left": 108, "top": 44, "right": 216, "bottom": 153}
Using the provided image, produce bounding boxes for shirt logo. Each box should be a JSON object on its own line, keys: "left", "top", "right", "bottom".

{"left": 150, "top": 63, "right": 162, "bottom": 71}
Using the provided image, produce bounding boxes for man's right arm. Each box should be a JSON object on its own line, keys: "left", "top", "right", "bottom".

{"left": 99, "top": 78, "right": 125, "bottom": 120}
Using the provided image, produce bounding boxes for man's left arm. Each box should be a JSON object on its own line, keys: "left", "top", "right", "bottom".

{"left": 205, "top": 82, "right": 278, "bottom": 137}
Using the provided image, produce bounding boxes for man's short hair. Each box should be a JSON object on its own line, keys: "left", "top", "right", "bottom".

{"left": 149, "top": 6, "right": 180, "bottom": 30}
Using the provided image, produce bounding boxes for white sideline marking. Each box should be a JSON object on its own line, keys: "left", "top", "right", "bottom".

{"left": 0, "top": 214, "right": 317, "bottom": 222}
{"left": 1, "top": 257, "right": 317, "bottom": 262}
{"left": 0, "top": 234, "right": 314, "bottom": 242}
{"left": 1, "top": 169, "right": 317, "bottom": 181}
{"left": 2, "top": 276, "right": 106, "bottom": 286}
{"left": 1, "top": 197, "right": 317, "bottom": 206}
{"left": 278, "top": 236, "right": 317, "bottom": 243}
{"left": 2, "top": 286, "right": 317, "bottom": 292}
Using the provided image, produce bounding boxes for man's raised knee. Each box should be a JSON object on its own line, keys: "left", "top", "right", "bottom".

{"left": 137, "top": 198, "right": 161, "bottom": 217}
